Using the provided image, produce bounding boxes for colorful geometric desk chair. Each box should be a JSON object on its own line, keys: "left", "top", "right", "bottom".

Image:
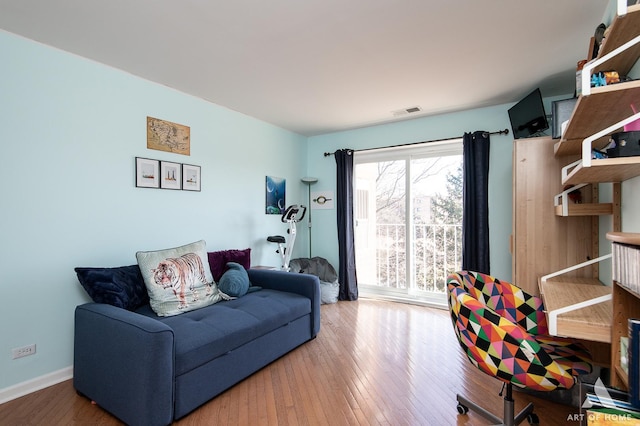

{"left": 447, "top": 271, "right": 592, "bottom": 425}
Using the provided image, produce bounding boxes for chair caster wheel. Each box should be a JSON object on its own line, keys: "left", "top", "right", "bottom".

{"left": 527, "top": 413, "right": 539, "bottom": 425}
{"left": 456, "top": 403, "right": 469, "bottom": 415}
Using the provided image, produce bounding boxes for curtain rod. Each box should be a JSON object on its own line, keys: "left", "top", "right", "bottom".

{"left": 323, "top": 128, "right": 509, "bottom": 156}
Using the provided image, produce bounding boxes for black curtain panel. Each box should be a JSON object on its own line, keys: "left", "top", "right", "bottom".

{"left": 334, "top": 149, "right": 358, "bottom": 300}
{"left": 462, "top": 131, "right": 490, "bottom": 274}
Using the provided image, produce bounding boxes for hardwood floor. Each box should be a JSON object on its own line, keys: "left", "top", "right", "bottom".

{"left": 0, "top": 299, "right": 581, "bottom": 425}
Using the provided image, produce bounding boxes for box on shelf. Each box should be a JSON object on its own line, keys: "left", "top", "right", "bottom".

{"left": 607, "top": 132, "right": 640, "bottom": 158}
{"left": 612, "top": 242, "right": 640, "bottom": 293}
{"left": 551, "top": 97, "right": 578, "bottom": 139}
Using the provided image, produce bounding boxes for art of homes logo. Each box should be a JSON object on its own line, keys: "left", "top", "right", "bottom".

{"left": 566, "top": 378, "right": 640, "bottom": 423}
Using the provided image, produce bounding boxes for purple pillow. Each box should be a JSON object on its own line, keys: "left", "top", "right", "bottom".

{"left": 207, "top": 248, "right": 251, "bottom": 282}
{"left": 75, "top": 265, "right": 149, "bottom": 311}
{"left": 207, "top": 251, "right": 226, "bottom": 282}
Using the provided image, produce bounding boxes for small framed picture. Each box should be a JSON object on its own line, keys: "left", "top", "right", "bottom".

{"left": 160, "top": 161, "right": 182, "bottom": 190}
{"left": 182, "top": 164, "right": 201, "bottom": 192}
{"left": 265, "top": 176, "right": 286, "bottom": 214}
{"left": 135, "top": 157, "right": 160, "bottom": 188}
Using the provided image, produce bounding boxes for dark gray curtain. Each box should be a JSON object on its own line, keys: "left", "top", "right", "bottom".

{"left": 334, "top": 149, "right": 358, "bottom": 300}
{"left": 462, "top": 131, "right": 490, "bottom": 274}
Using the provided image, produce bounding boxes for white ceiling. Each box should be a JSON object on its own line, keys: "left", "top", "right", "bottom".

{"left": 0, "top": 0, "right": 607, "bottom": 136}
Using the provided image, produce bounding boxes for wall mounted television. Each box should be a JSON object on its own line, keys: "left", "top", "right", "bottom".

{"left": 508, "top": 88, "right": 549, "bottom": 139}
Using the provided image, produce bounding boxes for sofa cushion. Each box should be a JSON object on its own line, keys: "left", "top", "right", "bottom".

{"left": 75, "top": 265, "right": 149, "bottom": 311}
{"left": 207, "top": 248, "right": 251, "bottom": 282}
{"left": 135, "top": 289, "right": 311, "bottom": 376}
{"left": 136, "top": 240, "right": 226, "bottom": 317}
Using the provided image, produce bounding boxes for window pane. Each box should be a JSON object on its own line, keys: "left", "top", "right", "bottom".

{"left": 355, "top": 160, "right": 406, "bottom": 289}
{"left": 411, "top": 156, "right": 463, "bottom": 293}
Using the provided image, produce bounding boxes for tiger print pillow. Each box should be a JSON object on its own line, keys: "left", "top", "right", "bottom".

{"left": 136, "top": 240, "right": 227, "bottom": 316}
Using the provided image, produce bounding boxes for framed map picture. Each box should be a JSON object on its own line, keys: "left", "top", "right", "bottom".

{"left": 147, "top": 116, "right": 190, "bottom": 155}
{"left": 182, "top": 164, "right": 201, "bottom": 192}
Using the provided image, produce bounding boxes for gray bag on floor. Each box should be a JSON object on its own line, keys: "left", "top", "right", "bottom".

{"left": 289, "top": 257, "right": 339, "bottom": 304}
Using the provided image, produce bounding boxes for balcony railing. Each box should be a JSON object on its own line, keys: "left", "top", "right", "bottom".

{"left": 366, "top": 223, "right": 462, "bottom": 293}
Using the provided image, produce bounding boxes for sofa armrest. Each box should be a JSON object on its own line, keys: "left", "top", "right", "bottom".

{"left": 248, "top": 269, "right": 321, "bottom": 337}
{"left": 74, "top": 303, "right": 175, "bottom": 426}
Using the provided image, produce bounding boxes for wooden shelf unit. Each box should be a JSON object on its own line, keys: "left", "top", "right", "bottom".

{"left": 595, "top": 4, "right": 640, "bottom": 75}
{"left": 555, "top": 81, "right": 640, "bottom": 157}
{"left": 553, "top": 182, "right": 619, "bottom": 217}
{"left": 554, "top": 202, "right": 613, "bottom": 217}
{"left": 553, "top": 3, "right": 640, "bottom": 185}
{"left": 531, "top": 0, "right": 640, "bottom": 380}
{"left": 608, "top": 232, "right": 640, "bottom": 390}
{"left": 562, "top": 155, "right": 640, "bottom": 186}
{"left": 539, "top": 276, "right": 612, "bottom": 344}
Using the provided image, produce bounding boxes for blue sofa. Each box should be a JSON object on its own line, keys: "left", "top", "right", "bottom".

{"left": 74, "top": 269, "right": 321, "bottom": 426}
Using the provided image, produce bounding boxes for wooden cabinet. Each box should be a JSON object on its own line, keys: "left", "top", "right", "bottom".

{"left": 512, "top": 136, "right": 597, "bottom": 296}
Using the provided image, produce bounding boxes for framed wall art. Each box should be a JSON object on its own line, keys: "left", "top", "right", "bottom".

{"left": 135, "top": 157, "right": 160, "bottom": 188}
{"left": 182, "top": 164, "right": 201, "bottom": 192}
{"left": 147, "top": 116, "right": 190, "bottom": 156}
{"left": 265, "top": 176, "right": 286, "bottom": 214}
{"left": 160, "top": 161, "right": 182, "bottom": 190}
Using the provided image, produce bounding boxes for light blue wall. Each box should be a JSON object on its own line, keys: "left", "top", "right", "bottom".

{"left": 0, "top": 30, "right": 308, "bottom": 390}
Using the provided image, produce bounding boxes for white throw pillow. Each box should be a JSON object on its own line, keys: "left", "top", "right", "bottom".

{"left": 136, "top": 240, "right": 226, "bottom": 316}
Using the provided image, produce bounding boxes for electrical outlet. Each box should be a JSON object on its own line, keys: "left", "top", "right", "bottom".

{"left": 12, "top": 344, "right": 36, "bottom": 359}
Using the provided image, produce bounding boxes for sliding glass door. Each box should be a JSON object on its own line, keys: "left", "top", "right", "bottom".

{"left": 354, "top": 140, "right": 463, "bottom": 305}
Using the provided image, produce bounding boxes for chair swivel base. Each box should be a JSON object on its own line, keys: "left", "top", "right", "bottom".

{"left": 456, "top": 389, "right": 539, "bottom": 426}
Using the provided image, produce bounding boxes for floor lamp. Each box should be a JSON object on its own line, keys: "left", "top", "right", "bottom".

{"left": 301, "top": 177, "right": 318, "bottom": 258}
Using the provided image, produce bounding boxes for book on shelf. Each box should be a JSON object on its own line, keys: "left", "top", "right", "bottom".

{"left": 612, "top": 242, "right": 640, "bottom": 293}
{"left": 622, "top": 336, "right": 630, "bottom": 376}
{"left": 629, "top": 319, "right": 640, "bottom": 409}
{"left": 583, "top": 380, "right": 640, "bottom": 425}
{"left": 584, "top": 379, "right": 634, "bottom": 410}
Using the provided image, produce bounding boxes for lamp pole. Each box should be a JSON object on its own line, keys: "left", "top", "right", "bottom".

{"left": 301, "top": 177, "right": 318, "bottom": 258}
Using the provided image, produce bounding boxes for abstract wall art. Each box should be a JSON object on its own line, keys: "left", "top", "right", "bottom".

{"left": 265, "top": 176, "right": 286, "bottom": 214}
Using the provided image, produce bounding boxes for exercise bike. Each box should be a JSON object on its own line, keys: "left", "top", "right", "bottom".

{"left": 267, "top": 204, "right": 307, "bottom": 271}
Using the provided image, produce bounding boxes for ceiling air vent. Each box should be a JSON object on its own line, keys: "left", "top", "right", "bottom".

{"left": 392, "top": 106, "right": 422, "bottom": 117}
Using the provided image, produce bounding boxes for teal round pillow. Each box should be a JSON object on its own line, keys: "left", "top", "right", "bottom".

{"left": 218, "top": 262, "right": 250, "bottom": 297}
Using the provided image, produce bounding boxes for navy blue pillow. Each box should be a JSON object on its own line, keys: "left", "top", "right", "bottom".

{"left": 75, "top": 265, "right": 149, "bottom": 311}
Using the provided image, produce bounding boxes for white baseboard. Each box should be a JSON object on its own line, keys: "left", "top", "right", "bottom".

{"left": 0, "top": 366, "right": 73, "bottom": 405}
